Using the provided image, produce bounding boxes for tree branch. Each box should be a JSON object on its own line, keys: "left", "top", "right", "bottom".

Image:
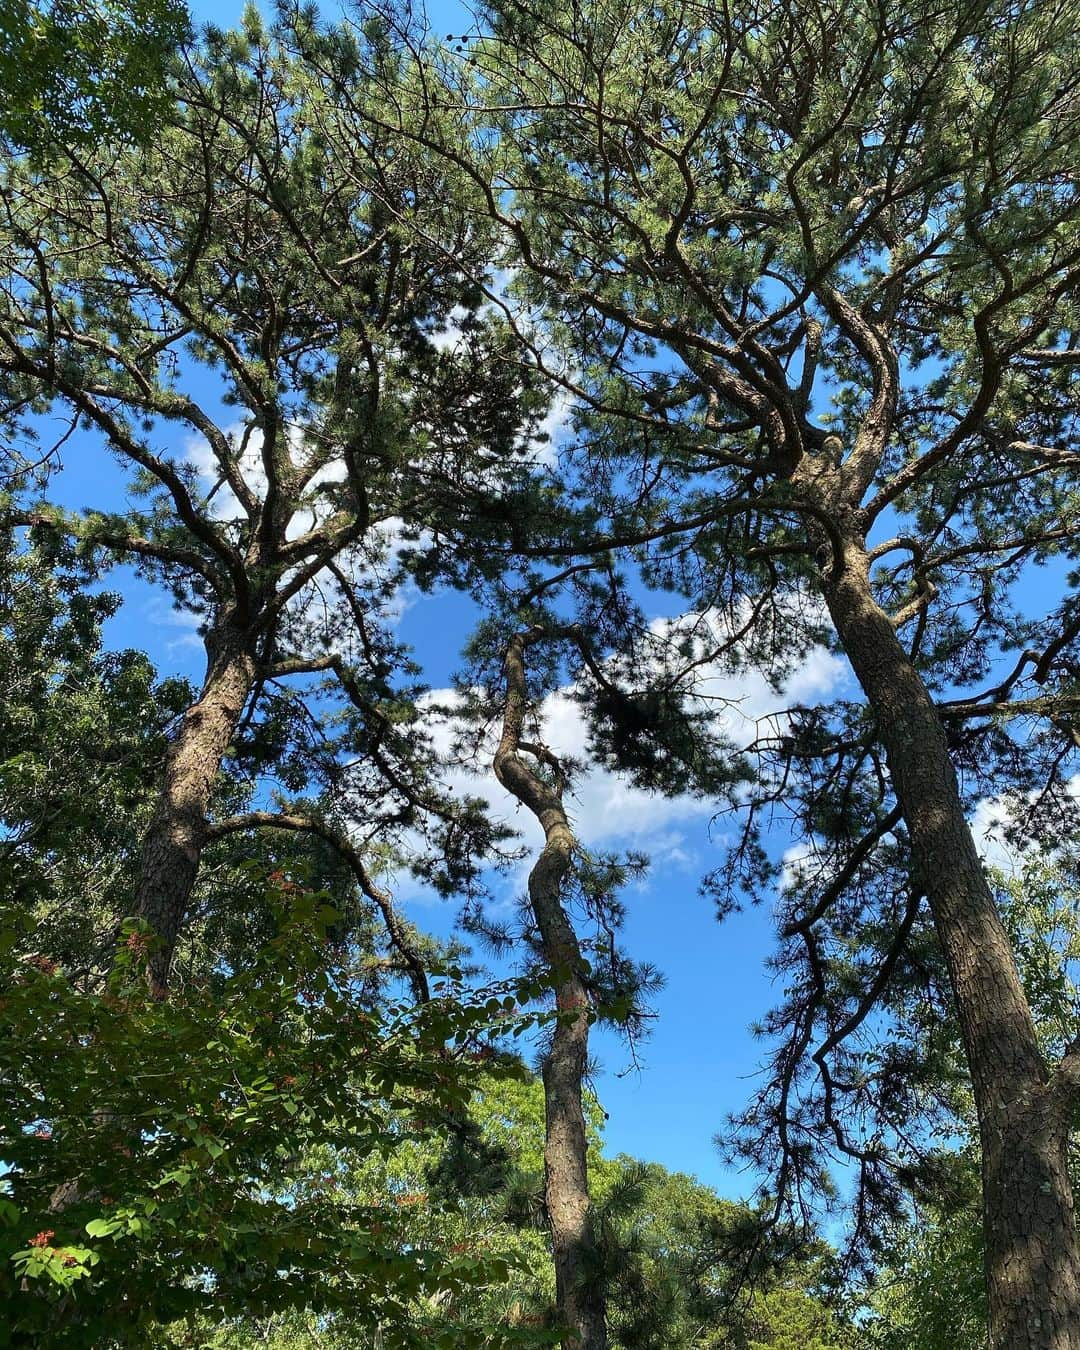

{"left": 205, "top": 810, "right": 430, "bottom": 1003}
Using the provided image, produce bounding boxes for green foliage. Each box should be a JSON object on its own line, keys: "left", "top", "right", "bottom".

{"left": 744, "top": 1286, "right": 853, "bottom": 1350}
{"left": 339, "top": 1073, "right": 561, "bottom": 1337}
{"left": 178, "top": 1067, "right": 852, "bottom": 1348}
{"left": 855, "top": 1185, "right": 986, "bottom": 1350}
{"left": 582, "top": 680, "right": 747, "bottom": 800}
{"left": 0, "top": 886, "right": 547, "bottom": 1347}
{"left": 587, "top": 1158, "right": 849, "bottom": 1349}
{"left": 996, "top": 856, "right": 1080, "bottom": 1056}
{"left": 9, "top": 2, "right": 1077, "bottom": 1344}
{"left": 0, "top": 0, "right": 189, "bottom": 153}
{"left": 0, "top": 528, "right": 369, "bottom": 982}
{"left": 0, "top": 528, "right": 191, "bottom": 960}
{"left": 854, "top": 854, "right": 1080, "bottom": 1346}
{"left": 0, "top": 10, "right": 550, "bottom": 949}
{"left": 385, "top": 1, "right": 1080, "bottom": 1329}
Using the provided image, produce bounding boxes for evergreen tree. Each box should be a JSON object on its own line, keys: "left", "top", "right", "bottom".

{"left": 363, "top": 1, "right": 1080, "bottom": 1341}
{"left": 0, "top": 9, "right": 546, "bottom": 993}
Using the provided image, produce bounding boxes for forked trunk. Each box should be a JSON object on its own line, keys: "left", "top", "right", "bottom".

{"left": 134, "top": 619, "right": 257, "bottom": 994}
{"left": 824, "top": 539, "right": 1080, "bottom": 1350}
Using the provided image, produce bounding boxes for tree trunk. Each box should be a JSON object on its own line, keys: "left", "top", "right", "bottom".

{"left": 494, "top": 628, "right": 607, "bottom": 1350}
{"left": 134, "top": 618, "right": 258, "bottom": 994}
{"left": 531, "top": 827, "right": 607, "bottom": 1350}
{"left": 823, "top": 536, "right": 1080, "bottom": 1350}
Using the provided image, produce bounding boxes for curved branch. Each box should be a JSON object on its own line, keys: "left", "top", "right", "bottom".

{"left": 490, "top": 624, "right": 605, "bottom": 1344}
{"left": 205, "top": 810, "right": 429, "bottom": 1003}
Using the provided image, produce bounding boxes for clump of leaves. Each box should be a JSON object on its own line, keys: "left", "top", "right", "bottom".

{"left": 0, "top": 0, "right": 190, "bottom": 154}
{"left": 0, "top": 881, "right": 553, "bottom": 1348}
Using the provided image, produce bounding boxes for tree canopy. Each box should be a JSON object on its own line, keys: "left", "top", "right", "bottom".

{"left": 3, "top": 1, "right": 1080, "bottom": 1348}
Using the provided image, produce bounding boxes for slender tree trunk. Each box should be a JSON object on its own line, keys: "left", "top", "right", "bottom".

{"left": 134, "top": 617, "right": 258, "bottom": 994}
{"left": 533, "top": 829, "right": 607, "bottom": 1350}
{"left": 494, "top": 628, "right": 607, "bottom": 1350}
{"left": 823, "top": 535, "right": 1080, "bottom": 1350}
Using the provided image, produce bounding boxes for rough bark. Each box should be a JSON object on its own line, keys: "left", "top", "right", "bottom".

{"left": 534, "top": 824, "right": 606, "bottom": 1350}
{"left": 823, "top": 534, "right": 1080, "bottom": 1350}
{"left": 134, "top": 617, "right": 258, "bottom": 995}
{"left": 493, "top": 627, "right": 607, "bottom": 1350}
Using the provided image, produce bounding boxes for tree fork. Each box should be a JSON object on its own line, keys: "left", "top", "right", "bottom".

{"left": 822, "top": 534, "right": 1080, "bottom": 1350}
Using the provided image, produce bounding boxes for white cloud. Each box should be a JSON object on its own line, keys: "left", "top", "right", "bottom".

{"left": 143, "top": 597, "right": 204, "bottom": 657}
{"left": 530, "top": 388, "right": 574, "bottom": 469}
{"left": 185, "top": 420, "right": 352, "bottom": 541}
{"left": 540, "top": 689, "right": 715, "bottom": 848}
{"left": 969, "top": 794, "right": 1025, "bottom": 874}
{"left": 778, "top": 836, "right": 828, "bottom": 894}
{"left": 184, "top": 422, "right": 268, "bottom": 522}
{"left": 428, "top": 305, "right": 472, "bottom": 354}
{"left": 184, "top": 424, "right": 425, "bottom": 630}
{"left": 969, "top": 776, "right": 1080, "bottom": 876}
{"left": 285, "top": 453, "right": 350, "bottom": 542}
